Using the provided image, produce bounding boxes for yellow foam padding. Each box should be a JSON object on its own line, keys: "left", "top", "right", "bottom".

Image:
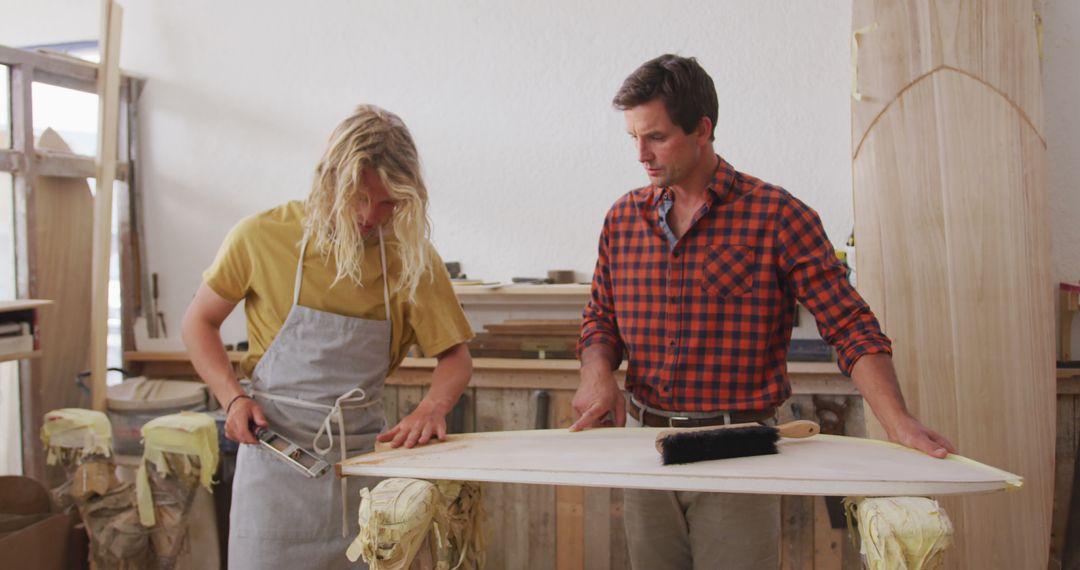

{"left": 845, "top": 496, "right": 953, "bottom": 569}
{"left": 40, "top": 408, "right": 113, "bottom": 464}
{"left": 348, "top": 478, "right": 485, "bottom": 569}
{"left": 433, "top": 479, "right": 485, "bottom": 569}
{"left": 136, "top": 411, "right": 219, "bottom": 527}
{"left": 349, "top": 478, "right": 440, "bottom": 568}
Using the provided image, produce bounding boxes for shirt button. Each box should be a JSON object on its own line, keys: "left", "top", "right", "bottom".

{"left": 669, "top": 340, "right": 676, "bottom": 347}
{"left": 673, "top": 251, "right": 680, "bottom": 258}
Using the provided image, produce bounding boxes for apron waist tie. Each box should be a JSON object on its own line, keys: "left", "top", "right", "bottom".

{"left": 252, "top": 387, "right": 379, "bottom": 537}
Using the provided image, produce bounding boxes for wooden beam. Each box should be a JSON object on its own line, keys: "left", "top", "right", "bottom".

{"left": 32, "top": 69, "right": 97, "bottom": 94}
{"left": 37, "top": 151, "right": 95, "bottom": 179}
{"left": 0, "top": 45, "right": 137, "bottom": 96}
{"left": 3, "top": 148, "right": 129, "bottom": 180}
{"left": 124, "top": 78, "right": 161, "bottom": 339}
{"left": 118, "top": 80, "right": 138, "bottom": 356}
{"left": 0, "top": 149, "right": 18, "bottom": 172}
{"left": 556, "top": 486, "right": 585, "bottom": 570}
{"left": 34, "top": 150, "right": 130, "bottom": 181}
{"left": 11, "top": 61, "right": 43, "bottom": 479}
{"left": 0, "top": 45, "right": 97, "bottom": 93}
{"left": 89, "top": 0, "right": 123, "bottom": 412}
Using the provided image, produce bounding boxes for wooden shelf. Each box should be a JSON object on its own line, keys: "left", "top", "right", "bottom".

{"left": 0, "top": 299, "right": 51, "bottom": 362}
{"left": 398, "top": 356, "right": 838, "bottom": 375}
{"left": 0, "top": 350, "right": 42, "bottom": 363}
{"left": 452, "top": 284, "right": 591, "bottom": 308}
{"left": 126, "top": 351, "right": 838, "bottom": 375}
{"left": 453, "top": 284, "right": 590, "bottom": 297}
{"left": 126, "top": 350, "right": 244, "bottom": 363}
{"left": 0, "top": 299, "right": 53, "bottom": 313}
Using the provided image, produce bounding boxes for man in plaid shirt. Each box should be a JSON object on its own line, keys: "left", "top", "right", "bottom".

{"left": 569, "top": 54, "right": 955, "bottom": 569}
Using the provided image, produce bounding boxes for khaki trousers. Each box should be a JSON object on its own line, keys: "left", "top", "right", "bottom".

{"left": 623, "top": 413, "right": 780, "bottom": 570}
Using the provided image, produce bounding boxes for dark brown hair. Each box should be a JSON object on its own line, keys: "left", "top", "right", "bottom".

{"left": 613, "top": 54, "right": 718, "bottom": 141}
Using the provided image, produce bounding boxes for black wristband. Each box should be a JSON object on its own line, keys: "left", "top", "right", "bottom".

{"left": 226, "top": 394, "right": 252, "bottom": 415}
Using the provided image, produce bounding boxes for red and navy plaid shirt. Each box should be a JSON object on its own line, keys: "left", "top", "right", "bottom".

{"left": 578, "top": 156, "right": 891, "bottom": 412}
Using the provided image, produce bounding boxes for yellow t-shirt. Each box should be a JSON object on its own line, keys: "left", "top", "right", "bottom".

{"left": 202, "top": 201, "right": 474, "bottom": 378}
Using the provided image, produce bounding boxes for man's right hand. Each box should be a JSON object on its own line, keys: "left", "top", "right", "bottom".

{"left": 569, "top": 366, "right": 625, "bottom": 431}
{"left": 226, "top": 397, "right": 269, "bottom": 444}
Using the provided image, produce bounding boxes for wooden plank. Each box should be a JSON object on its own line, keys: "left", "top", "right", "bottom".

{"left": 458, "top": 387, "right": 476, "bottom": 433}
{"left": 116, "top": 82, "right": 136, "bottom": 358}
{"left": 1062, "top": 436, "right": 1080, "bottom": 569}
{"left": 0, "top": 45, "right": 98, "bottom": 92}
{"left": 583, "top": 487, "right": 611, "bottom": 570}
{"left": 11, "top": 60, "right": 43, "bottom": 479}
{"left": 549, "top": 390, "right": 576, "bottom": 429}
{"left": 453, "top": 284, "right": 590, "bottom": 298}
{"left": 608, "top": 488, "right": 629, "bottom": 570}
{"left": 0, "top": 351, "right": 43, "bottom": 363}
{"left": 475, "top": 388, "right": 556, "bottom": 570}
{"left": 526, "top": 479, "right": 556, "bottom": 570}
{"left": 550, "top": 390, "right": 583, "bottom": 569}
{"left": 0, "top": 299, "right": 52, "bottom": 312}
{"left": 1052, "top": 395, "right": 1077, "bottom": 566}
{"left": 499, "top": 389, "right": 544, "bottom": 570}
{"left": 122, "top": 352, "right": 838, "bottom": 377}
{"left": 780, "top": 496, "right": 814, "bottom": 570}
{"left": 89, "top": 0, "right": 123, "bottom": 411}
{"left": 381, "top": 385, "right": 399, "bottom": 426}
{"left": 28, "top": 130, "right": 94, "bottom": 461}
{"left": 0, "top": 149, "right": 18, "bottom": 172}
{"left": 34, "top": 150, "right": 130, "bottom": 181}
{"left": 396, "top": 385, "right": 424, "bottom": 421}
{"left": 556, "top": 486, "right": 585, "bottom": 570}
{"left": 852, "top": 3, "right": 1053, "bottom": 568}
{"left": 124, "top": 78, "right": 164, "bottom": 339}
{"left": 474, "top": 387, "right": 506, "bottom": 570}
{"left": 1062, "top": 289, "right": 1077, "bottom": 362}
{"left": 814, "top": 496, "right": 843, "bottom": 569}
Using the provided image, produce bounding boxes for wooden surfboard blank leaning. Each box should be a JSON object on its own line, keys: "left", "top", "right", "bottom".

{"left": 852, "top": 1, "right": 1053, "bottom": 567}
{"left": 340, "top": 428, "right": 1021, "bottom": 497}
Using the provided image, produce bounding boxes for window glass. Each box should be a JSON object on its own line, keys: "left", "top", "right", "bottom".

{"left": 32, "top": 82, "right": 98, "bottom": 156}
{"left": 1, "top": 65, "right": 9, "bottom": 149}
{"left": 0, "top": 171, "right": 18, "bottom": 475}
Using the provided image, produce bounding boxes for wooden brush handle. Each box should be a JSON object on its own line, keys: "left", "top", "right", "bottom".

{"left": 774, "top": 420, "right": 820, "bottom": 438}
{"left": 653, "top": 420, "right": 820, "bottom": 453}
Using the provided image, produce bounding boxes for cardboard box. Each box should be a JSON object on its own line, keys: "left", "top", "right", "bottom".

{"left": 0, "top": 475, "right": 76, "bottom": 569}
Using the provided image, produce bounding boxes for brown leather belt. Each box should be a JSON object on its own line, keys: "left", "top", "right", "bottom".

{"left": 627, "top": 399, "right": 776, "bottom": 428}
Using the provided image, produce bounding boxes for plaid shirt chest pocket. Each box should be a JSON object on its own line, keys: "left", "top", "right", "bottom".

{"left": 700, "top": 244, "right": 755, "bottom": 298}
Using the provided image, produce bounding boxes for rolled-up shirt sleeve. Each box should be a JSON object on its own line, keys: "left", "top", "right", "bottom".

{"left": 577, "top": 214, "right": 625, "bottom": 369}
{"left": 776, "top": 197, "right": 891, "bottom": 376}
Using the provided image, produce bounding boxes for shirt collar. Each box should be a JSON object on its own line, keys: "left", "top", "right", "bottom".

{"left": 651, "top": 155, "right": 736, "bottom": 208}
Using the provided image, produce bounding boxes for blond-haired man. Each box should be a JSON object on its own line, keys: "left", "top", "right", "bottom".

{"left": 183, "top": 105, "right": 473, "bottom": 569}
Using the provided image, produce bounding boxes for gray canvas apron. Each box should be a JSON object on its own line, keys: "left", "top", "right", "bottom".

{"left": 229, "top": 230, "right": 390, "bottom": 570}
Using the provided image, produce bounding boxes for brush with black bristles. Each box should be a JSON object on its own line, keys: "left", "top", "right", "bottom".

{"left": 655, "top": 420, "right": 820, "bottom": 465}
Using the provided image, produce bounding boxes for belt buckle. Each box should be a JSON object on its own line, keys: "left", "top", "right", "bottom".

{"left": 667, "top": 412, "right": 733, "bottom": 427}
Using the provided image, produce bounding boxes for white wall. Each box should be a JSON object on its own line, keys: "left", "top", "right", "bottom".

{"left": 2, "top": 0, "right": 1078, "bottom": 348}
{"left": 1045, "top": 0, "right": 1080, "bottom": 350}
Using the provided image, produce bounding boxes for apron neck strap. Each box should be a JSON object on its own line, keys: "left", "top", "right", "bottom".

{"left": 293, "top": 228, "right": 392, "bottom": 319}
{"left": 293, "top": 234, "right": 309, "bottom": 306}
{"left": 377, "top": 227, "right": 391, "bottom": 321}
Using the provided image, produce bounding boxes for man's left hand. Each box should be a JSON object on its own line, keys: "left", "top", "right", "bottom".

{"left": 376, "top": 400, "right": 448, "bottom": 449}
{"left": 888, "top": 415, "right": 956, "bottom": 459}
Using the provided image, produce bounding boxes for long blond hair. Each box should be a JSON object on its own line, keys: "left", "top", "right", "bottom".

{"left": 305, "top": 105, "right": 434, "bottom": 302}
